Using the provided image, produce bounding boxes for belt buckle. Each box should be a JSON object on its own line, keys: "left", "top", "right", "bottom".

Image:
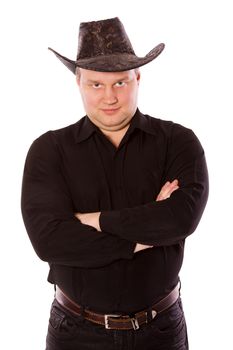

{"left": 104, "top": 314, "right": 122, "bottom": 329}
{"left": 104, "top": 314, "right": 140, "bottom": 331}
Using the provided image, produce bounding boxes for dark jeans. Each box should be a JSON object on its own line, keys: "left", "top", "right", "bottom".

{"left": 46, "top": 298, "right": 189, "bottom": 350}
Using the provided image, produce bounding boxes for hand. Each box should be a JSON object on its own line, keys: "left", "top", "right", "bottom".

{"left": 75, "top": 211, "right": 101, "bottom": 231}
{"left": 134, "top": 243, "right": 153, "bottom": 253}
{"left": 156, "top": 179, "right": 179, "bottom": 201}
{"left": 134, "top": 179, "right": 179, "bottom": 253}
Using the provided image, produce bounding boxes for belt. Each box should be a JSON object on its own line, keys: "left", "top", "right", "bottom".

{"left": 55, "top": 282, "right": 180, "bottom": 331}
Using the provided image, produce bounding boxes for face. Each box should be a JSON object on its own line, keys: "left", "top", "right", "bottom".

{"left": 76, "top": 68, "right": 140, "bottom": 132}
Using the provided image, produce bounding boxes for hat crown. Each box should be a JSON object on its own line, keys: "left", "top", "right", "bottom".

{"left": 76, "top": 17, "right": 135, "bottom": 60}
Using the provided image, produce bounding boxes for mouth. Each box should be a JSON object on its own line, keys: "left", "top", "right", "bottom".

{"left": 101, "top": 107, "right": 120, "bottom": 115}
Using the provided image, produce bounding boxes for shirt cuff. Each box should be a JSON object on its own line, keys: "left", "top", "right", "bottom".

{"left": 99, "top": 210, "right": 121, "bottom": 235}
{"left": 118, "top": 240, "right": 136, "bottom": 260}
{"left": 100, "top": 211, "right": 136, "bottom": 259}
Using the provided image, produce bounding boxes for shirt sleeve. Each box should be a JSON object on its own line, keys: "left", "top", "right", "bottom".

{"left": 99, "top": 124, "right": 209, "bottom": 246}
{"left": 21, "top": 132, "right": 136, "bottom": 268}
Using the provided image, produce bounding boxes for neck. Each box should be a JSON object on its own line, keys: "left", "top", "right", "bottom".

{"left": 100, "top": 124, "right": 131, "bottom": 148}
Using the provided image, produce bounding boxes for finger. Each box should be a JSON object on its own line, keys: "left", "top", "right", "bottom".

{"left": 162, "top": 179, "right": 179, "bottom": 192}
{"left": 168, "top": 180, "right": 179, "bottom": 194}
{"left": 162, "top": 181, "right": 171, "bottom": 190}
{"left": 156, "top": 180, "right": 179, "bottom": 201}
{"left": 160, "top": 180, "right": 178, "bottom": 193}
{"left": 156, "top": 181, "right": 170, "bottom": 199}
{"left": 165, "top": 185, "right": 179, "bottom": 198}
{"left": 162, "top": 183, "right": 179, "bottom": 198}
{"left": 156, "top": 182, "right": 173, "bottom": 201}
{"left": 171, "top": 179, "right": 179, "bottom": 186}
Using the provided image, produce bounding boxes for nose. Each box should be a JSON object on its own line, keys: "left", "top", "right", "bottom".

{"left": 103, "top": 86, "right": 118, "bottom": 105}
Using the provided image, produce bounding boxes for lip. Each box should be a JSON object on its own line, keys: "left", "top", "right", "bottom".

{"left": 101, "top": 107, "right": 120, "bottom": 114}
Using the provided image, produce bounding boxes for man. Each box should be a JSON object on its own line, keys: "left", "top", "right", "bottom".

{"left": 21, "top": 17, "right": 209, "bottom": 349}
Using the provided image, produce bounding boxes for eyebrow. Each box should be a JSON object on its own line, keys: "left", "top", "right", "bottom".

{"left": 86, "top": 80, "right": 102, "bottom": 84}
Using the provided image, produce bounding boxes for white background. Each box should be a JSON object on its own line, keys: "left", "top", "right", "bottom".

{"left": 0, "top": 0, "right": 232, "bottom": 349}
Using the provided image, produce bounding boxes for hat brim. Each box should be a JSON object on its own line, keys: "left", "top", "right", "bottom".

{"left": 48, "top": 43, "right": 165, "bottom": 74}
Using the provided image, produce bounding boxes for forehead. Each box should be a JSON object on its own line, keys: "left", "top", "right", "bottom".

{"left": 80, "top": 68, "right": 135, "bottom": 82}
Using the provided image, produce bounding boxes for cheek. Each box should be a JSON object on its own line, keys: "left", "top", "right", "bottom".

{"left": 82, "top": 92, "right": 100, "bottom": 109}
{"left": 120, "top": 87, "right": 138, "bottom": 105}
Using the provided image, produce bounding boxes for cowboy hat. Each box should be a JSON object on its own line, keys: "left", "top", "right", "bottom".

{"left": 48, "top": 17, "right": 165, "bottom": 74}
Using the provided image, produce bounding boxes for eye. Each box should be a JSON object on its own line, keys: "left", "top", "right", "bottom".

{"left": 115, "top": 81, "right": 126, "bottom": 87}
{"left": 92, "top": 83, "right": 102, "bottom": 89}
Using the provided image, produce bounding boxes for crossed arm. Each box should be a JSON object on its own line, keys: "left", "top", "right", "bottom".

{"left": 21, "top": 126, "right": 208, "bottom": 268}
{"left": 75, "top": 179, "right": 179, "bottom": 253}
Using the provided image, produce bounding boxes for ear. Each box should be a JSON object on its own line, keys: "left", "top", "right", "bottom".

{"left": 76, "top": 75, "right": 80, "bottom": 86}
{"left": 136, "top": 70, "right": 141, "bottom": 85}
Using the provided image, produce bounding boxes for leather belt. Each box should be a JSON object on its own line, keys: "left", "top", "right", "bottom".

{"left": 55, "top": 282, "right": 180, "bottom": 330}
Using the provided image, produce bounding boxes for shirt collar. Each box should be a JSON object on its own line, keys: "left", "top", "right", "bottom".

{"left": 74, "top": 113, "right": 98, "bottom": 143}
{"left": 74, "top": 108, "right": 157, "bottom": 144}
{"left": 128, "top": 108, "right": 158, "bottom": 137}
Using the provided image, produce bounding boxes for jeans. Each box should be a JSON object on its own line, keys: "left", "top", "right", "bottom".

{"left": 46, "top": 297, "right": 189, "bottom": 349}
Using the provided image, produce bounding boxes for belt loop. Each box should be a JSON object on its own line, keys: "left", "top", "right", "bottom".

{"left": 146, "top": 307, "right": 153, "bottom": 323}
{"left": 145, "top": 307, "right": 157, "bottom": 323}
{"left": 131, "top": 317, "right": 140, "bottom": 330}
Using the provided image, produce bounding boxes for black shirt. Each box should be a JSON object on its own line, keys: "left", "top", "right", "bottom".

{"left": 21, "top": 108, "right": 208, "bottom": 314}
